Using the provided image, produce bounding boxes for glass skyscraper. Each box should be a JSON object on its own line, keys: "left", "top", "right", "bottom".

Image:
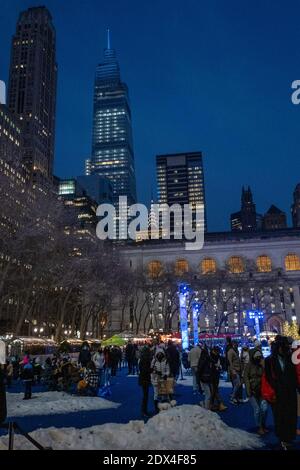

{"left": 156, "top": 151, "right": 207, "bottom": 235}
{"left": 86, "top": 31, "right": 137, "bottom": 206}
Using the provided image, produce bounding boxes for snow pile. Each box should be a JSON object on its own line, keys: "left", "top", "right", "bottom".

{"left": 0, "top": 405, "right": 262, "bottom": 450}
{"left": 7, "top": 391, "right": 120, "bottom": 417}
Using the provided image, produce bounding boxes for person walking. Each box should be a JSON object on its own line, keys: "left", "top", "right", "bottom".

{"left": 227, "top": 339, "right": 242, "bottom": 405}
{"left": 264, "top": 335, "right": 298, "bottom": 450}
{"left": 210, "top": 347, "right": 227, "bottom": 411}
{"left": 244, "top": 350, "right": 268, "bottom": 435}
{"left": 188, "top": 344, "right": 202, "bottom": 394}
{"left": 138, "top": 345, "right": 152, "bottom": 417}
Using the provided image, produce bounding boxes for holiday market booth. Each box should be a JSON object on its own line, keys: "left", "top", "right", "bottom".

{"left": 9, "top": 337, "right": 58, "bottom": 358}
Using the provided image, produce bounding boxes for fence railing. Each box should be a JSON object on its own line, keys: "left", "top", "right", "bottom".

{"left": 0, "top": 422, "right": 52, "bottom": 450}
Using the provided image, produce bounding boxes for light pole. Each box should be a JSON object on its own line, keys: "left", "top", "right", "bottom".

{"left": 192, "top": 302, "right": 201, "bottom": 346}
{"left": 248, "top": 310, "right": 264, "bottom": 340}
{"left": 178, "top": 283, "right": 190, "bottom": 351}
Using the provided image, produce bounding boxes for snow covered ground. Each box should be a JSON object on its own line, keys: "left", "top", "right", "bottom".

{"left": 6, "top": 391, "right": 120, "bottom": 417}
{"left": 0, "top": 405, "right": 262, "bottom": 450}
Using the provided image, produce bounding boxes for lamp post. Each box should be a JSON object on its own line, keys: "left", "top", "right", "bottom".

{"left": 248, "top": 310, "right": 264, "bottom": 340}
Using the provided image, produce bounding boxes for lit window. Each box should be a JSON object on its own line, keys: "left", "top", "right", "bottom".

{"left": 256, "top": 255, "right": 272, "bottom": 273}
{"left": 285, "top": 253, "right": 300, "bottom": 271}
{"left": 175, "top": 259, "right": 189, "bottom": 275}
{"left": 201, "top": 258, "right": 217, "bottom": 274}
{"left": 228, "top": 256, "right": 244, "bottom": 274}
{"left": 148, "top": 261, "right": 163, "bottom": 278}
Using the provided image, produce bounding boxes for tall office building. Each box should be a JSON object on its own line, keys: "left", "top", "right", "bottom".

{"left": 86, "top": 31, "right": 136, "bottom": 206}
{"left": 231, "top": 186, "right": 262, "bottom": 231}
{"left": 8, "top": 6, "right": 57, "bottom": 178}
{"left": 156, "top": 151, "right": 207, "bottom": 236}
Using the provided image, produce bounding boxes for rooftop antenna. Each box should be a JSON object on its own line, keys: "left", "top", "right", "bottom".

{"left": 107, "top": 28, "right": 111, "bottom": 49}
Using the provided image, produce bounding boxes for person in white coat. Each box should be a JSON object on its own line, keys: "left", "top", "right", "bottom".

{"left": 188, "top": 344, "right": 202, "bottom": 393}
{"left": 92, "top": 348, "right": 105, "bottom": 388}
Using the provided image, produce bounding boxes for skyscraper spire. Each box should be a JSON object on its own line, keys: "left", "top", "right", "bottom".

{"left": 107, "top": 28, "right": 111, "bottom": 49}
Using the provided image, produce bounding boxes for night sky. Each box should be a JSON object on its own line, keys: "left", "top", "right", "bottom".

{"left": 1, "top": 0, "right": 300, "bottom": 231}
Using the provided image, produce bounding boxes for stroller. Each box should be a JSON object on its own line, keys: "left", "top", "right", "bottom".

{"left": 157, "top": 376, "right": 176, "bottom": 411}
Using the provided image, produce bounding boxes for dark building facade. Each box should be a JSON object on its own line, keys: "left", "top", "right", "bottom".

{"left": 86, "top": 31, "right": 136, "bottom": 206}
{"left": 77, "top": 174, "right": 113, "bottom": 205}
{"left": 8, "top": 6, "right": 57, "bottom": 179}
{"left": 58, "top": 178, "right": 98, "bottom": 238}
{"left": 231, "top": 186, "right": 261, "bottom": 232}
{"left": 263, "top": 205, "right": 287, "bottom": 230}
{"left": 156, "top": 151, "right": 206, "bottom": 235}
{"left": 291, "top": 183, "right": 300, "bottom": 228}
{"left": 0, "top": 103, "right": 23, "bottom": 163}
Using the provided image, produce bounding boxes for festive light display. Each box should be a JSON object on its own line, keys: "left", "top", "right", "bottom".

{"left": 178, "top": 283, "right": 190, "bottom": 350}
{"left": 248, "top": 310, "right": 264, "bottom": 340}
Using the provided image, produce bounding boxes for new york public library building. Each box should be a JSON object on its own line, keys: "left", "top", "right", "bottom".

{"left": 109, "top": 228, "right": 300, "bottom": 337}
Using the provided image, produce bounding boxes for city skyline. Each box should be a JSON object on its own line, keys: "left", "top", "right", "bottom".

{"left": 1, "top": 0, "right": 300, "bottom": 231}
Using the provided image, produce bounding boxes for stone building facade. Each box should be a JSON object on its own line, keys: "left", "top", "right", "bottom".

{"left": 109, "top": 229, "right": 300, "bottom": 336}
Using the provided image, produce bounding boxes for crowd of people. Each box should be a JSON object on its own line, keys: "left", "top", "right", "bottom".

{"left": 1, "top": 334, "right": 300, "bottom": 450}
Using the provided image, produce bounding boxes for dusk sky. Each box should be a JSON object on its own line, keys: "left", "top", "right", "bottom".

{"left": 1, "top": 0, "right": 300, "bottom": 231}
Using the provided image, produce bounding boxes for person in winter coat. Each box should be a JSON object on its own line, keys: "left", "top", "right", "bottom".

{"left": 6, "top": 360, "right": 13, "bottom": 388}
{"left": 265, "top": 335, "right": 298, "bottom": 450}
{"left": 227, "top": 339, "right": 242, "bottom": 405}
{"left": 92, "top": 348, "right": 105, "bottom": 387}
{"left": 197, "top": 347, "right": 212, "bottom": 409}
{"left": 78, "top": 343, "right": 91, "bottom": 368}
{"left": 110, "top": 347, "right": 120, "bottom": 376}
{"left": 244, "top": 350, "right": 268, "bottom": 435}
{"left": 138, "top": 345, "right": 152, "bottom": 417}
{"left": 291, "top": 339, "right": 300, "bottom": 436}
{"left": 0, "top": 366, "right": 7, "bottom": 424}
{"left": 21, "top": 361, "right": 34, "bottom": 400}
{"left": 210, "top": 347, "right": 227, "bottom": 412}
{"left": 151, "top": 349, "right": 170, "bottom": 413}
{"left": 166, "top": 341, "right": 180, "bottom": 380}
{"left": 188, "top": 345, "right": 202, "bottom": 393}
{"left": 125, "top": 341, "right": 135, "bottom": 375}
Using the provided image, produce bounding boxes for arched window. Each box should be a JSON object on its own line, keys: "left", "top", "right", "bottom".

{"left": 175, "top": 259, "right": 189, "bottom": 276}
{"left": 228, "top": 256, "right": 244, "bottom": 274}
{"left": 201, "top": 258, "right": 217, "bottom": 274}
{"left": 256, "top": 255, "right": 272, "bottom": 273}
{"left": 285, "top": 253, "right": 300, "bottom": 271}
{"left": 148, "top": 260, "right": 163, "bottom": 278}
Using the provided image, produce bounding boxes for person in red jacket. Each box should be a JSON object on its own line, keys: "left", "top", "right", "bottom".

{"left": 291, "top": 340, "right": 300, "bottom": 436}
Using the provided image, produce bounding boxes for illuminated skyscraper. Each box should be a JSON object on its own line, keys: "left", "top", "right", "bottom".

{"left": 8, "top": 6, "right": 57, "bottom": 179}
{"left": 156, "top": 151, "right": 207, "bottom": 235}
{"left": 86, "top": 30, "right": 136, "bottom": 206}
